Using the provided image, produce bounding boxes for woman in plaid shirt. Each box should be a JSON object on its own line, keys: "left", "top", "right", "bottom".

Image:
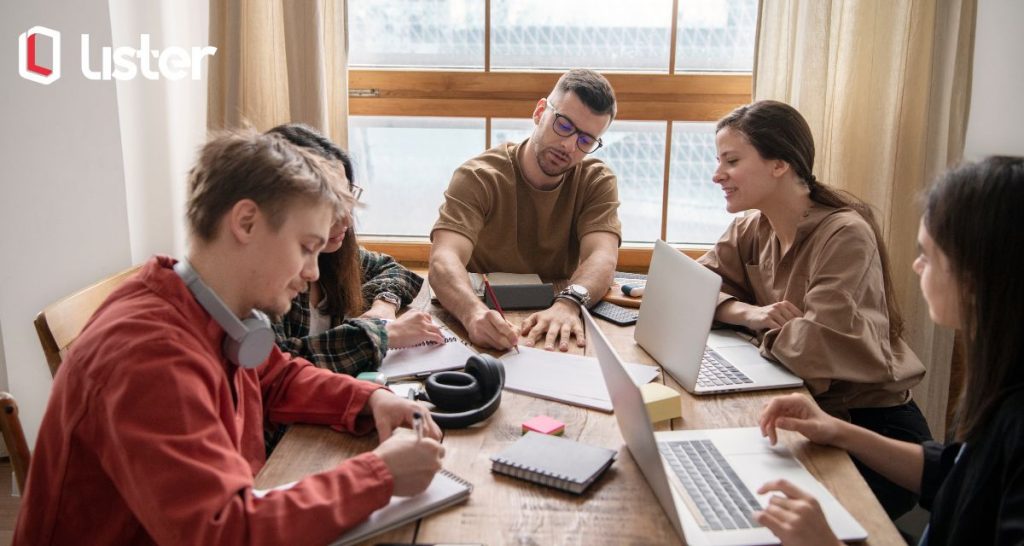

{"left": 267, "top": 124, "right": 445, "bottom": 378}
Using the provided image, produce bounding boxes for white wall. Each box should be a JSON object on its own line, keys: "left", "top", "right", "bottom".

{"left": 964, "top": 0, "right": 1024, "bottom": 159}
{"left": 110, "top": 0, "right": 209, "bottom": 262}
{"left": 0, "top": 1, "right": 132, "bottom": 446}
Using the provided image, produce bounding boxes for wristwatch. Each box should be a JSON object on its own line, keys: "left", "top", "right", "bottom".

{"left": 556, "top": 284, "right": 591, "bottom": 308}
{"left": 374, "top": 291, "right": 402, "bottom": 308}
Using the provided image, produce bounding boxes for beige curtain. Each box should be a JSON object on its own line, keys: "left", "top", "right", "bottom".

{"left": 207, "top": 0, "right": 349, "bottom": 147}
{"left": 754, "top": 0, "right": 976, "bottom": 437}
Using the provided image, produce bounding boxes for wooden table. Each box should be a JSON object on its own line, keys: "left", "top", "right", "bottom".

{"left": 256, "top": 294, "right": 904, "bottom": 545}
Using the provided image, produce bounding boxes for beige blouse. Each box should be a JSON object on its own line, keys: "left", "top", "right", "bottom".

{"left": 698, "top": 204, "right": 925, "bottom": 416}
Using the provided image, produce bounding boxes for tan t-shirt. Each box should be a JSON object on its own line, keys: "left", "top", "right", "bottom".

{"left": 698, "top": 203, "right": 926, "bottom": 416}
{"left": 432, "top": 140, "right": 622, "bottom": 280}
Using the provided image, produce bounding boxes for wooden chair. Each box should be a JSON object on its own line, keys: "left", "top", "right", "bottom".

{"left": 34, "top": 265, "right": 142, "bottom": 377}
{"left": 0, "top": 393, "right": 30, "bottom": 495}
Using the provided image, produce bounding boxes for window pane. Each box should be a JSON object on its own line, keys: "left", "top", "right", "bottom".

{"left": 592, "top": 122, "right": 665, "bottom": 243}
{"left": 348, "top": 0, "right": 484, "bottom": 68}
{"left": 491, "top": 119, "right": 533, "bottom": 148}
{"left": 492, "top": 119, "right": 666, "bottom": 243}
{"left": 348, "top": 117, "right": 485, "bottom": 237}
{"left": 666, "top": 122, "right": 737, "bottom": 244}
{"left": 675, "top": 0, "right": 758, "bottom": 72}
{"left": 491, "top": 0, "right": 673, "bottom": 72}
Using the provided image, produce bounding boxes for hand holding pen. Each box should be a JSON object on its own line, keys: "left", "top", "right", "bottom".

{"left": 481, "top": 274, "right": 520, "bottom": 354}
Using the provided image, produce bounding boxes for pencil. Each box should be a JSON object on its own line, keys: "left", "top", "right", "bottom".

{"left": 482, "top": 274, "right": 519, "bottom": 354}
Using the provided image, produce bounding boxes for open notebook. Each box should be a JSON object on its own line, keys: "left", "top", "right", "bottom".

{"left": 378, "top": 326, "right": 477, "bottom": 380}
{"left": 331, "top": 469, "right": 473, "bottom": 546}
{"left": 381, "top": 328, "right": 659, "bottom": 411}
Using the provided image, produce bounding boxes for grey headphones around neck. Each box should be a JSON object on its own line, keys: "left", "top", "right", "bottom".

{"left": 173, "top": 259, "right": 276, "bottom": 369}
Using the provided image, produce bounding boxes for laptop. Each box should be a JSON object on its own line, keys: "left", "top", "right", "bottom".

{"left": 585, "top": 309, "right": 866, "bottom": 545}
{"left": 635, "top": 240, "right": 803, "bottom": 394}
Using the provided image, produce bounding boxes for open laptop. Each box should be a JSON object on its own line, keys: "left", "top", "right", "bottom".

{"left": 585, "top": 310, "right": 866, "bottom": 545}
{"left": 635, "top": 240, "right": 803, "bottom": 395}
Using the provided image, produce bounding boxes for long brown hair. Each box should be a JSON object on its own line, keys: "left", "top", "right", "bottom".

{"left": 924, "top": 156, "right": 1024, "bottom": 441}
{"left": 717, "top": 100, "right": 904, "bottom": 343}
{"left": 266, "top": 124, "right": 364, "bottom": 318}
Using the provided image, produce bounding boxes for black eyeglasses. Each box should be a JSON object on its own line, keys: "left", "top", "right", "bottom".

{"left": 547, "top": 101, "right": 603, "bottom": 154}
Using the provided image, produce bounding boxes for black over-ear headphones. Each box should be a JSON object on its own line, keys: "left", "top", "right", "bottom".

{"left": 415, "top": 354, "right": 505, "bottom": 429}
{"left": 173, "top": 259, "right": 276, "bottom": 369}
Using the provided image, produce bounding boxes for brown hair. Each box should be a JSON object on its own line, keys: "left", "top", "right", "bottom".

{"left": 924, "top": 156, "right": 1024, "bottom": 441}
{"left": 186, "top": 129, "right": 353, "bottom": 244}
{"left": 553, "top": 68, "right": 617, "bottom": 119}
{"left": 266, "top": 124, "right": 364, "bottom": 318}
{"left": 717, "top": 100, "right": 905, "bottom": 343}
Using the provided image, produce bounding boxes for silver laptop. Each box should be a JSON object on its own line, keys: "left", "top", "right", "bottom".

{"left": 586, "top": 310, "right": 866, "bottom": 545}
{"left": 635, "top": 240, "right": 803, "bottom": 395}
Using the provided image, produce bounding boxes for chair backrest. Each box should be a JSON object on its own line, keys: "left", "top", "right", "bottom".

{"left": 0, "top": 392, "right": 30, "bottom": 495}
{"left": 34, "top": 265, "right": 142, "bottom": 377}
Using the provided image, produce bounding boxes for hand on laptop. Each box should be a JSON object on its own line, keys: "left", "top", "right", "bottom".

{"left": 758, "top": 393, "right": 843, "bottom": 447}
{"left": 521, "top": 300, "right": 586, "bottom": 352}
{"left": 465, "top": 309, "right": 519, "bottom": 350}
{"left": 754, "top": 479, "right": 842, "bottom": 546}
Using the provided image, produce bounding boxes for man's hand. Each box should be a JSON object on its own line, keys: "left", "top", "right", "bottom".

{"left": 373, "top": 434, "right": 445, "bottom": 497}
{"left": 384, "top": 310, "right": 445, "bottom": 349}
{"left": 465, "top": 308, "right": 519, "bottom": 350}
{"left": 520, "top": 299, "right": 585, "bottom": 352}
{"left": 364, "top": 389, "right": 442, "bottom": 442}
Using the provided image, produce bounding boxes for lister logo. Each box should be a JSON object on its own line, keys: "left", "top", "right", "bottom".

{"left": 19, "top": 26, "right": 61, "bottom": 85}
{"left": 18, "top": 26, "right": 217, "bottom": 84}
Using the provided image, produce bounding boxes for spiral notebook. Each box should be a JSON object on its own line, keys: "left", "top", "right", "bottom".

{"left": 379, "top": 326, "right": 477, "bottom": 380}
{"left": 331, "top": 469, "right": 473, "bottom": 546}
{"left": 490, "top": 432, "right": 617, "bottom": 494}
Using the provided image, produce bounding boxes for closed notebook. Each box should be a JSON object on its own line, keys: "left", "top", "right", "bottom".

{"left": 490, "top": 432, "right": 617, "bottom": 494}
{"left": 331, "top": 469, "right": 472, "bottom": 546}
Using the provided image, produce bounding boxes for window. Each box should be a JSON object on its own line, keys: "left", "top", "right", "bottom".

{"left": 347, "top": 0, "right": 756, "bottom": 260}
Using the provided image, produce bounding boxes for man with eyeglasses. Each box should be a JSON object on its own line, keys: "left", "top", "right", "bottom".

{"left": 430, "top": 69, "right": 621, "bottom": 352}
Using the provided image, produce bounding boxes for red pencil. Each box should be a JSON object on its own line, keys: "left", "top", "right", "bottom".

{"left": 482, "top": 274, "right": 519, "bottom": 354}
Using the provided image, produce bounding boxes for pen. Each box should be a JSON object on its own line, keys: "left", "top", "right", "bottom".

{"left": 413, "top": 411, "right": 424, "bottom": 440}
{"left": 482, "top": 274, "right": 520, "bottom": 354}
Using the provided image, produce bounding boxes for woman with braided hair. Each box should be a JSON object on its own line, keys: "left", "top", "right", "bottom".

{"left": 698, "top": 100, "right": 931, "bottom": 519}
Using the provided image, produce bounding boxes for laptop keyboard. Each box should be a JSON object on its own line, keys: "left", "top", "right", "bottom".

{"left": 659, "top": 440, "right": 763, "bottom": 531}
{"left": 697, "top": 348, "right": 753, "bottom": 388}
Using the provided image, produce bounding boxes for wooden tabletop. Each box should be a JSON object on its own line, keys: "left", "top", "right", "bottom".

{"left": 256, "top": 290, "right": 904, "bottom": 545}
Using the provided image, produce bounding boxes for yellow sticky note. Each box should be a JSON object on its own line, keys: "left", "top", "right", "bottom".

{"left": 640, "top": 382, "right": 682, "bottom": 423}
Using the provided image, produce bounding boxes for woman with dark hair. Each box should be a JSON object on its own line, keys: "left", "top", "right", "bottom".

{"left": 266, "top": 124, "right": 444, "bottom": 379}
{"left": 699, "top": 100, "right": 931, "bottom": 517}
{"left": 754, "top": 156, "right": 1024, "bottom": 545}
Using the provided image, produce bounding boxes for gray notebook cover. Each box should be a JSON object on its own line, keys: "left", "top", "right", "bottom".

{"left": 490, "top": 432, "right": 617, "bottom": 494}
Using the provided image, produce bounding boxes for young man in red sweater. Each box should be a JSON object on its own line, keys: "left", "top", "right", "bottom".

{"left": 16, "top": 130, "right": 444, "bottom": 545}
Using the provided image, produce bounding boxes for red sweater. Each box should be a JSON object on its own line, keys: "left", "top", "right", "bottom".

{"left": 15, "top": 256, "right": 393, "bottom": 545}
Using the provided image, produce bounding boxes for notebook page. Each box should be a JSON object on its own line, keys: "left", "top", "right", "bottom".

{"left": 331, "top": 469, "right": 472, "bottom": 546}
{"left": 500, "top": 346, "right": 659, "bottom": 412}
{"left": 379, "top": 327, "right": 477, "bottom": 379}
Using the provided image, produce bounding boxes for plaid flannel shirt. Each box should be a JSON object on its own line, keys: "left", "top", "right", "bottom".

{"left": 272, "top": 248, "right": 424, "bottom": 376}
